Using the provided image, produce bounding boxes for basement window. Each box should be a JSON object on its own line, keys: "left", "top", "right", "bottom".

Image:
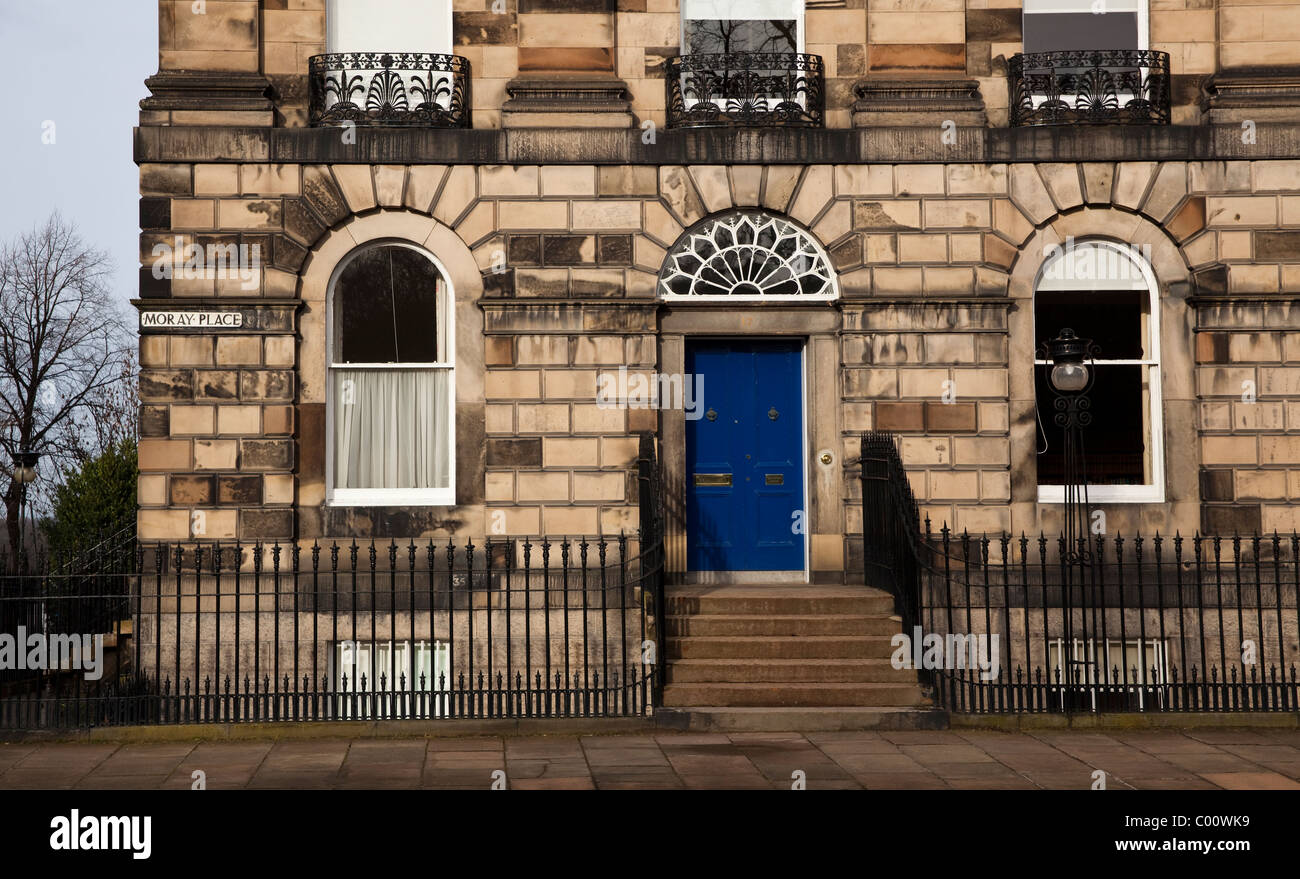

{"left": 332, "top": 640, "right": 451, "bottom": 719}
{"left": 1046, "top": 637, "right": 1169, "bottom": 711}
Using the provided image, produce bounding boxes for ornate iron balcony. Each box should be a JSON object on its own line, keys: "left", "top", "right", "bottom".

{"left": 666, "top": 52, "right": 825, "bottom": 129}
{"left": 308, "top": 52, "right": 472, "bottom": 127}
{"left": 1009, "top": 50, "right": 1170, "bottom": 126}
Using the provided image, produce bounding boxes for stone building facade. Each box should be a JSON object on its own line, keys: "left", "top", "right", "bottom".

{"left": 136, "top": 0, "right": 1300, "bottom": 584}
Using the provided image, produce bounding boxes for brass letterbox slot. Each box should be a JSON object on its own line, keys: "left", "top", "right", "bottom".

{"left": 764, "top": 474, "right": 784, "bottom": 485}
{"left": 693, "top": 473, "right": 732, "bottom": 486}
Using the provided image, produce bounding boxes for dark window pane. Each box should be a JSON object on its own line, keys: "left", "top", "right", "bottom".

{"left": 1022, "top": 12, "right": 1139, "bottom": 54}
{"left": 1036, "top": 364, "right": 1145, "bottom": 485}
{"left": 685, "top": 19, "right": 798, "bottom": 55}
{"left": 335, "top": 246, "right": 440, "bottom": 363}
{"left": 1035, "top": 290, "right": 1143, "bottom": 360}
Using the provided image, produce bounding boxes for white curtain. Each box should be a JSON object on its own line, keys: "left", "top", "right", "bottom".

{"left": 334, "top": 368, "right": 450, "bottom": 489}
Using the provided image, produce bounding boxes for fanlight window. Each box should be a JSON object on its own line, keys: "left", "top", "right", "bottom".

{"left": 658, "top": 211, "right": 837, "bottom": 301}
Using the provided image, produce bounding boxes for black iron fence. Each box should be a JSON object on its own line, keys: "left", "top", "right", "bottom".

{"left": 860, "top": 431, "right": 1299, "bottom": 714}
{"left": 0, "top": 439, "right": 665, "bottom": 730}
{"left": 0, "top": 533, "right": 660, "bottom": 729}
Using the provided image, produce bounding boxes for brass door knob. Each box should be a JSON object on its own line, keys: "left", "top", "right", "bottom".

{"left": 820, "top": 453, "right": 832, "bottom": 465}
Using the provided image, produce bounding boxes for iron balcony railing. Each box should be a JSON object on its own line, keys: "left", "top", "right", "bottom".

{"left": 308, "top": 51, "right": 472, "bottom": 127}
{"left": 1008, "top": 49, "right": 1171, "bottom": 126}
{"left": 666, "top": 52, "right": 825, "bottom": 129}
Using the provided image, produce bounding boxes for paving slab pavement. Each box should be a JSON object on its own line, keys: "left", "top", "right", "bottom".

{"left": 2, "top": 729, "right": 1299, "bottom": 789}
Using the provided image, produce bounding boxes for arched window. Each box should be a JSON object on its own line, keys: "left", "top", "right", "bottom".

{"left": 659, "top": 210, "right": 837, "bottom": 300}
{"left": 1034, "top": 239, "right": 1163, "bottom": 503}
{"left": 328, "top": 243, "right": 454, "bottom": 506}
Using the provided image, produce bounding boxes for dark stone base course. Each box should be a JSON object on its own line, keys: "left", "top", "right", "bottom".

{"left": 135, "top": 121, "right": 1300, "bottom": 166}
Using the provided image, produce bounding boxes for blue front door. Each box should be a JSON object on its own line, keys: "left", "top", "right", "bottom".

{"left": 685, "top": 339, "right": 805, "bottom": 571}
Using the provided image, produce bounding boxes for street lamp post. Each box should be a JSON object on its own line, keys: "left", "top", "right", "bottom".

{"left": 1040, "top": 328, "right": 1097, "bottom": 709}
{"left": 11, "top": 449, "right": 39, "bottom": 573}
{"left": 1043, "top": 328, "right": 1095, "bottom": 561}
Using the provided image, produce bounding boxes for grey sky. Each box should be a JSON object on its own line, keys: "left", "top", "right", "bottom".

{"left": 0, "top": 1, "right": 158, "bottom": 324}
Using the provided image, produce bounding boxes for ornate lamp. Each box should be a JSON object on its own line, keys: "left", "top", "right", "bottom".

{"left": 11, "top": 448, "right": 39, "bottom": 572}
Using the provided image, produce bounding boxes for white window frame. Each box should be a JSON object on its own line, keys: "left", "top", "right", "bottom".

{"left": 326, "top": 0, "right": 454, "bottom": 55}
{"left": 326, "top": 241, "right": 456, "bottom": 508}
{"left": 1034, "top": 239, "right": 1164, "bottom": 505}
{"left": 679, "top": 0, "right": 806, "bottom": 56}
{"left": 1021, "top": 0, "right": 1148, "bottom": 52}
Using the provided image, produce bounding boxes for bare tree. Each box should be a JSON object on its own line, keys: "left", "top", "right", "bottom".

{"left": 30, "top": 350, "right": 139, "bottom": 523}
{"left": 44, "top": 351, "right": 138, "bottom": 466}
{"left": 0, "top": 214, "right": 130, "bottom": 564}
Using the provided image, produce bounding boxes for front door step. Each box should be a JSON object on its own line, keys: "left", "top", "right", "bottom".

{"left": 655, "top": 706, "right": 950, "bottom": 732}
{"left": 667, "top": 659, "right": 919, "bottom": 684}
{"left": 662, "top": 682, "right": 930, "bottom": 708}
{"left": 662, "top": 584, "right": 927, "bottom": 709}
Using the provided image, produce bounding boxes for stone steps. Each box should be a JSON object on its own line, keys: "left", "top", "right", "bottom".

{"left": 667, "top": 587, "right": 895, "bottom": 617}
{"left": 666, "top": 613, "right": 898, "bottom": 637}
{"left": 655, "top": 706, "right": 949, "bottom": 732}
{"left": 661, "top": 584, "right": 927, "bottom": 712}
{"left": 669, "top": 635, "right": 898, "bottom": 660}
{"left": 661, "top": 682, "right": 930, "bottom": 708}
{"left": 666, "top": 658, "right": 918, "bottom": 683}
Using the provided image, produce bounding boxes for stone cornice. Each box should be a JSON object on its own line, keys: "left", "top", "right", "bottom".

{"left": 135, "top": 121, "right": 1300, "bottom": 165}
{"left": 140, "top": 71, "right": 274, "bottom": 112}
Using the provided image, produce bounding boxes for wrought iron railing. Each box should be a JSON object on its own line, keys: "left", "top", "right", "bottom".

{"left": 666, "top": 52, "right": 825, "bottom": 129}
{"left": 0, "top": 531, "right": 663, "bottom": 728}
{"left": 1008, "top": 49, "right": 1171, "bottom": 126}
{"left": 308, "top": 52, "right": 472, "bottom": 127}
{"left": 860, "top": 431, "right": 1299, "bottom": 714}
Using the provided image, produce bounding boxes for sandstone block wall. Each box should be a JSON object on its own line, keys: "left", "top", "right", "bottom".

{"left": 149, "top": 1, "right": 1300, "bottom": 129}
{"left": 135, "top": 155, "right": 1300, "bottom": 572}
